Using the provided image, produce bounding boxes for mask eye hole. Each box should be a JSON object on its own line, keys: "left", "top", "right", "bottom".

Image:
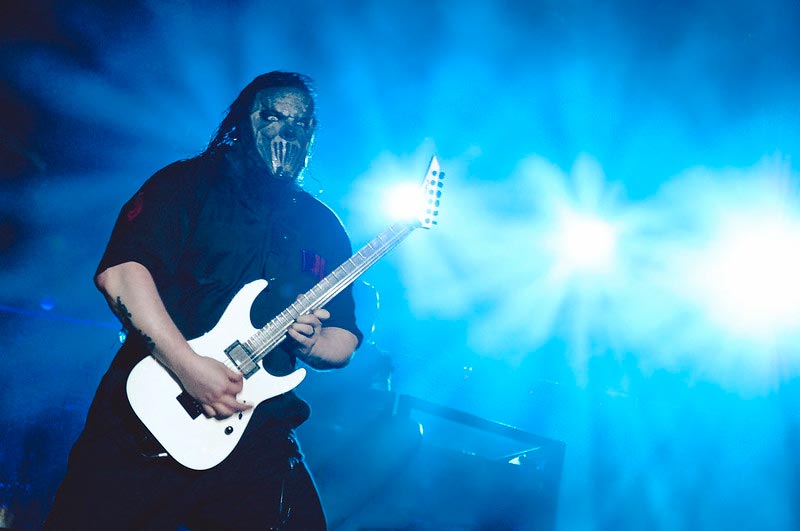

{"left": 259, "top": 110, "right": 278, "bottom": 122}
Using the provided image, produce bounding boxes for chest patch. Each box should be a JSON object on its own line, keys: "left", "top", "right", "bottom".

{"left": 301, "top": 249, "right": 327, "bottom": 281}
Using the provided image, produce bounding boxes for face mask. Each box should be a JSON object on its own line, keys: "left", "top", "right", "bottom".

{"left": 267, "top": 136, "right": 304, "bottom": 181}
{"left": 250, "top": 87, "right": 315, "bottom": 181}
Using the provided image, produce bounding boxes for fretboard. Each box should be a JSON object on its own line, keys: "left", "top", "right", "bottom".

{"left": 244, "top": 221, "right": 419, "bottom": 362}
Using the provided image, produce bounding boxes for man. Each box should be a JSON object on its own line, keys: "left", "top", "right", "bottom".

{"left": 45, "top": 72, "right": 362, "bottom": 530}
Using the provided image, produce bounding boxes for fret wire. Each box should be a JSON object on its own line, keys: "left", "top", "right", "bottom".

{"left": 305, "top": 225, "right": 410, "bottom": 311}
{"left": 249, "top": 222, "right": 416, "bottom": 361}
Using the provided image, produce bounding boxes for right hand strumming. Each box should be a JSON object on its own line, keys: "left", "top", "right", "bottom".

{"left": 176, "top": 354, "right": 252, "bottom": 418}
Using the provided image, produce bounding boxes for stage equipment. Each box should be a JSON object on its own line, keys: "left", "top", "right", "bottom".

{"left": 299, "top": 389, "right": 565, "bottom": 531}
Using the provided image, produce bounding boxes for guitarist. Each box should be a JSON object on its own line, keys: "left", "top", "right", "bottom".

{"left": 45, "top": 72, "right": 362, "bottom": 530}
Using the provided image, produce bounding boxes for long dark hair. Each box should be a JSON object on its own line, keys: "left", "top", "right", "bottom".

{"left": 205, "top": 71, "right": 317, "bottom": 158}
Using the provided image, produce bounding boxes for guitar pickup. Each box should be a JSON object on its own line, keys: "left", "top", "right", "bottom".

{"left": 176, "top": 391, "right": 204, "bottom": 419}
{"left": 224, "top": 340, "right": 260, "bottom": 378}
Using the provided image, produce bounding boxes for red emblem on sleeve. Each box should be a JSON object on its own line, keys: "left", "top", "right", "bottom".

{"left": 126, "top": 192, "right": 144, "bottom": 221}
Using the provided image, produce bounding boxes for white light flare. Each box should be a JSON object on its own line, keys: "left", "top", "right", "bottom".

{"left": 693, "top": 214, "right": 800, "bottom": 340}
{"left": 548, "top": 208, "right": 619, "bottom": 278}
{"left": 382, "top": 181, "right": 426, "bottom": 223}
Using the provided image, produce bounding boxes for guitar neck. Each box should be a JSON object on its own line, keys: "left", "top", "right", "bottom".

{"left": 246, "top": 221, "right": 419, "bottom": 361}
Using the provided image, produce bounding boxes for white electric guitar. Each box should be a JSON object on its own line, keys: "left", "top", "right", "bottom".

{"left": 126, "top": 156, "right": 445, "bottom": 470}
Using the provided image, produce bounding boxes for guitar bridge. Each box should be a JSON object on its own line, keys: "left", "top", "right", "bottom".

{"left": 224, "top": 340, "right": 260, "bottom": 378}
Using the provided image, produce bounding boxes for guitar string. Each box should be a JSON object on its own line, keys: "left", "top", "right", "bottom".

{"left": 185, "top": 222, "right": 417, "bottom": 394}
{"left": 243, "top": 223, "right": 414, "bottom": 364}
{"left": 241, "top": 231, "right": 383, "bottom": 360}
{"left": 250, "top": 173, "right": 439, "bottom": 350}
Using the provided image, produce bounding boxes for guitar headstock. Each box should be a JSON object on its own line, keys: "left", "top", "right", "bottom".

{"left": 417, "top": 155, "right": 445, "bottom": 229}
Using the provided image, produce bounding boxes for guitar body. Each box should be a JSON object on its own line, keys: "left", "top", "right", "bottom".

{"left": 126, "top": 279, "right": 307, "bottom": 471}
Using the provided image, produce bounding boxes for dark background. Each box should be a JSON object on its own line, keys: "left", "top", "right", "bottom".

{"left": 2, "top": 1, "right": 800, "bottom": 529}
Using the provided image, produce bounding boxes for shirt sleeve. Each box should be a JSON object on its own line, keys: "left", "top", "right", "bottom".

{"left": 95, "top": 161, "right": 199, "bottom": 290}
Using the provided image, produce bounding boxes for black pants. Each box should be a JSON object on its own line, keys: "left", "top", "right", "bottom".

{"left": 44, "top": 423, "right": 327, "bottom": 531}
